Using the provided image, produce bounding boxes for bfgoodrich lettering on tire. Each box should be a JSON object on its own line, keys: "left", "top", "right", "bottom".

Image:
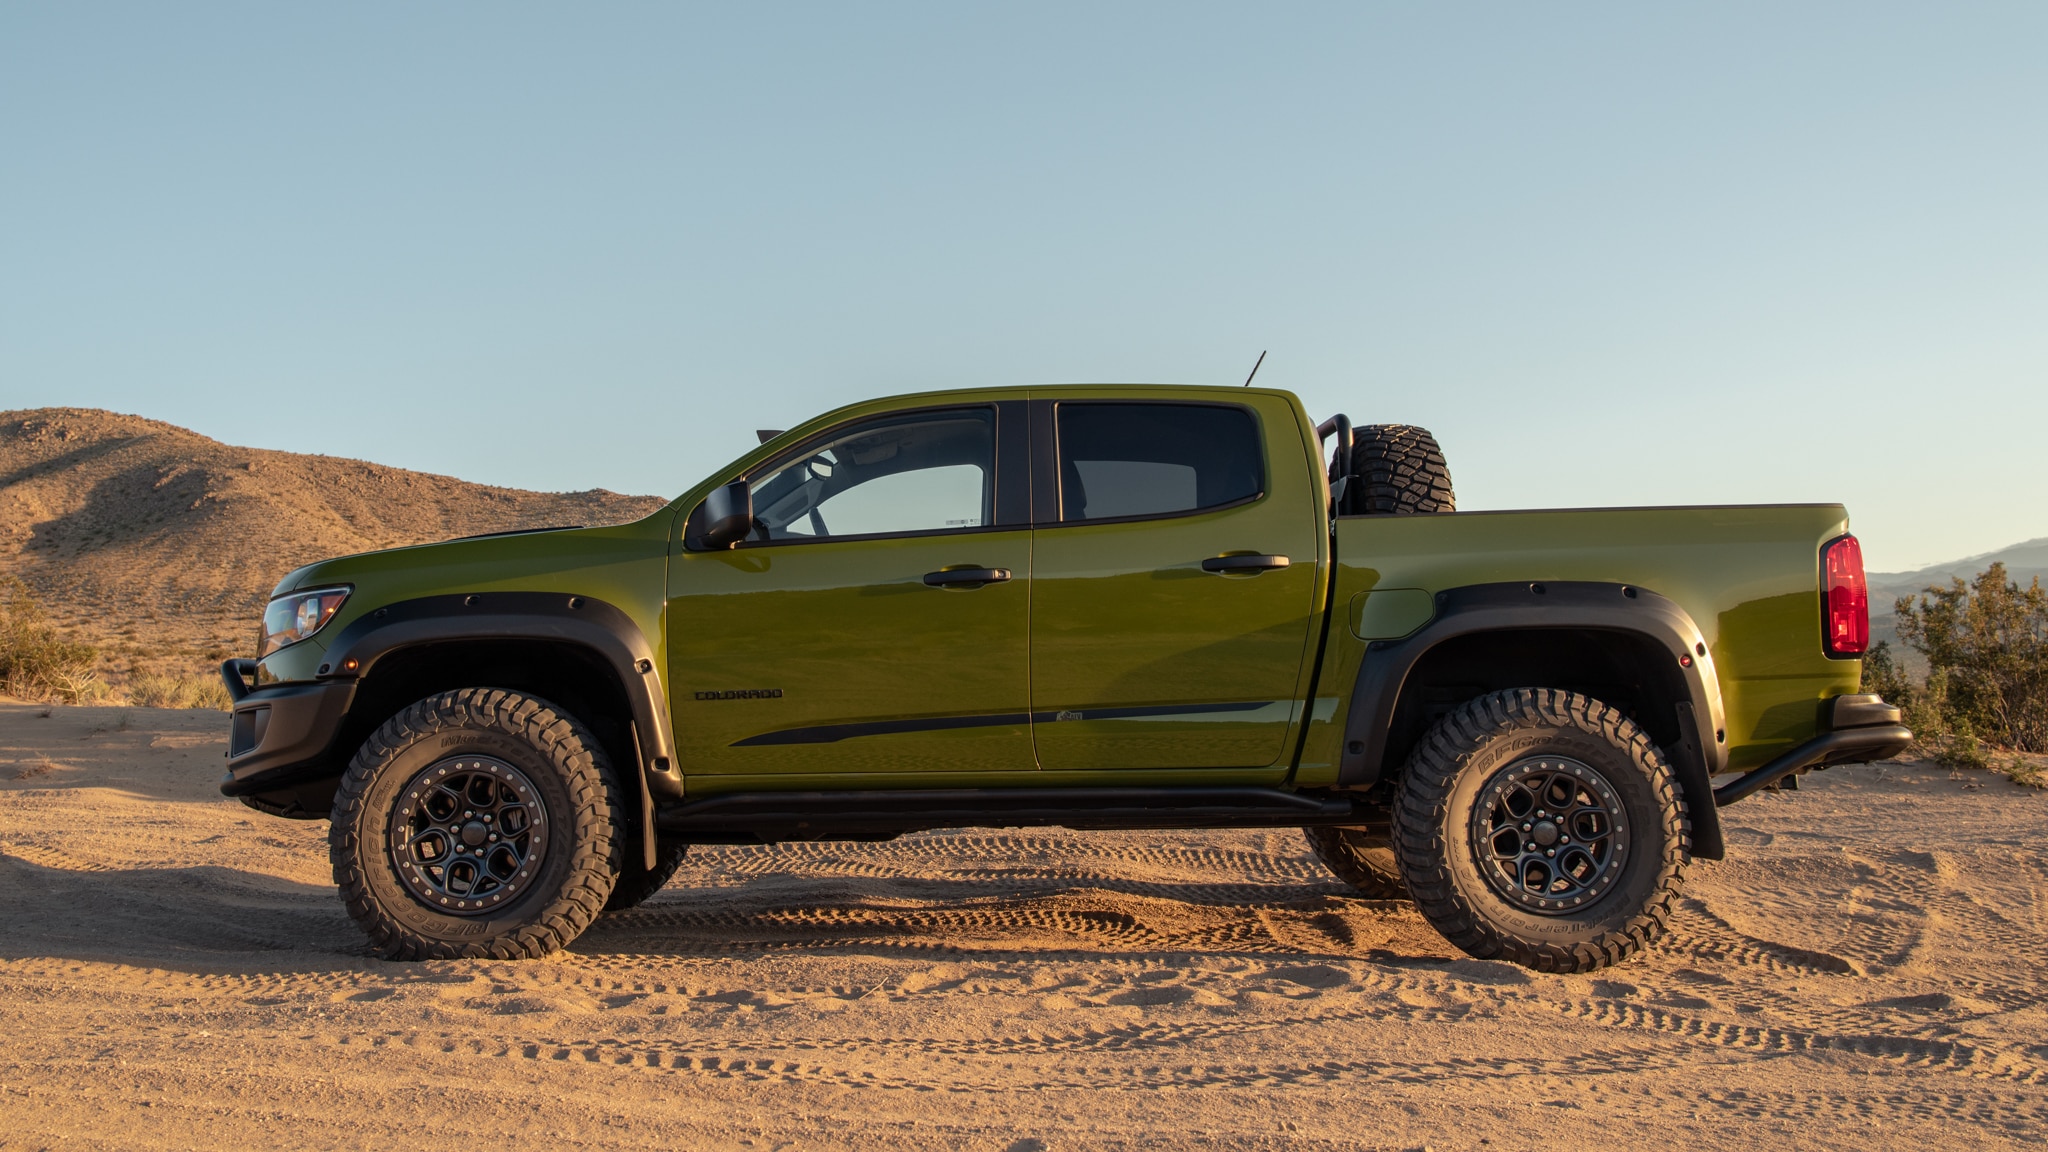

{"left": 1394, "top": 688, "right": 1690, "bottom": 973}
{"left": 330, "top": 688, "right": 623, "bottom": 960}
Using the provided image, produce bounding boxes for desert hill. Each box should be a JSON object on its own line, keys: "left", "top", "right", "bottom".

{"left": 0, "top": 407, "right": 667, "bottom": 683}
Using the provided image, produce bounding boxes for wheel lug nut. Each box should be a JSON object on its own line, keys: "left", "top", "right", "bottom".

{"left": 1545, "top": 849, "right": 1555, "bottom": 857}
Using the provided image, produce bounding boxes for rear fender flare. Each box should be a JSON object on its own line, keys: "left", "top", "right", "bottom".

{"left": 1339, "top": 581, "right": 1727, "bottom": 858}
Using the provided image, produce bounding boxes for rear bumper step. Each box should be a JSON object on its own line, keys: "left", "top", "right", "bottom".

{"left": 654, "top": 786, "right": 1367, "bottom": 843}
{"left": 1712, "top": 723, "right": 1914, "bottom": 807}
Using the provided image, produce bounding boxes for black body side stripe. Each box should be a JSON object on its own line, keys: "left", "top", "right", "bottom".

{"left": 732, "top": 712, "right": 1032, "bottom": 747}
{"left": 729, "top": 701, "right": 1279, "bottom": 747}
{"left": 1029, "top": 701, "right": 1274, "bottom": 724}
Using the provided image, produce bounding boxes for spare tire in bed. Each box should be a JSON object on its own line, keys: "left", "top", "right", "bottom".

{"left": 1341, "top": 424, "right": 1455, "bottom": 515}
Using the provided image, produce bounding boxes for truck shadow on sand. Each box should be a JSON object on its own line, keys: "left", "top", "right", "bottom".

{"left": 0, "top": 851, "right": 361, "bottom": 966}
{"left": 0, "top": 848, "right": 1455, "bottom": 970}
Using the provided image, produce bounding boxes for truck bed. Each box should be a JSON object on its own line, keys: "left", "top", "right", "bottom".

{"left": 1305, "top": 503, "right": 1859, "bottom": 784}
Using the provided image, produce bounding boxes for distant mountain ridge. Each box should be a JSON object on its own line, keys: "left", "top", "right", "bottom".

{"left": 1869, "top": 538, "right": 2048, "bottom": 597}
{"left": 1866, "top": 537, "right": 2048, "bottom": 665}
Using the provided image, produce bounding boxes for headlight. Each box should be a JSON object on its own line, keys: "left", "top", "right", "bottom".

{"left": 260, "top": 586, "right": 351, "bottom": 657}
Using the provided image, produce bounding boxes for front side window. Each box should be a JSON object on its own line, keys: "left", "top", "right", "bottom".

{"left": 1055, "top": 403, "right": 1263, "bottom": 522}
{"left": 747, "top": 408, "right": 994, "bottom": 541}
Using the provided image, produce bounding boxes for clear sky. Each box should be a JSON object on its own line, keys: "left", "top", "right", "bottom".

{"left": 4, "top": 3, "right": 2043, "bottom": 572}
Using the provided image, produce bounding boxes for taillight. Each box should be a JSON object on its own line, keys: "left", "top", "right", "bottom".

{"left": 1822, "top": 534, "right": 1868, "bottom": 658}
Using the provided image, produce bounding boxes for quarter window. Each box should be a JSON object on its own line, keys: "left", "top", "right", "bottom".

{"left": 1055, "top": 403, "right": 1263, "bottom": 522}
{"left": 747, "top": 408, "right": 994, "bottom": 541}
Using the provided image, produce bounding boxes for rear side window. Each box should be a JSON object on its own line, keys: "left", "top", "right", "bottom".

{"left": 1055, "top": 403, "right": 1263, "bottom": 522}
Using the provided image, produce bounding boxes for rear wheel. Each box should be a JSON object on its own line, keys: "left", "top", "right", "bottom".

{"left": 1305, "top": 825, "right": 1406, "bottom": 899}
{"left": 330, "top": 688, "right": 623, "bottom": 960}
{"left": 1394, "top": 688, "right": 1689, "bottom": 972}
{"left": 605, "top": 841, "right": 690, "bottom": 911}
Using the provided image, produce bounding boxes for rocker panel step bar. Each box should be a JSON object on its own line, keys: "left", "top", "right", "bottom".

{"left": 654, "top": 786, "right": 1367, "bottom": 843}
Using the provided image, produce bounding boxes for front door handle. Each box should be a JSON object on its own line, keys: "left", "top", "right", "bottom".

{"left": 923, "top": 567, "right": 1012, "bottom": 588}
{"left": 1201, "top": 554, "right": 1290, "bottom": 575}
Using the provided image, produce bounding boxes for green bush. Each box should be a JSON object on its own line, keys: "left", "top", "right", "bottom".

{"left": 0, "top": 578, "right": 104, "bottom": 704}
{"left": 128, "top": 671, "right": 234, "bottom": 710}
{"left": 1873, "top": 561, "right": 2048, "bottom": 780}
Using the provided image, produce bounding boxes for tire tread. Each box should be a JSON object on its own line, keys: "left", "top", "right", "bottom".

{"left": 1393, "top": 687, "right": 1690, "bottom": 973}
{"left": 329, "top": 688, "right": 622, "bottom": 961}
{"left": 1346, "top": 425, "right": 1456, "bottom": 515}
{"left": 1304, "top": 826, "right": 1407, "bottom": 900}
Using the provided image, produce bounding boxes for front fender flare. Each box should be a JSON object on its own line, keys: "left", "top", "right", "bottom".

{"left": 318, "top": 592, "right": 678, "bottom": 795}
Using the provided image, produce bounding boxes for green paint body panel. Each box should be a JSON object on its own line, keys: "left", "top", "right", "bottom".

{"left": 252, "top": 383, "right": 1858, "bottom": 802}
{"left": 667, "top": 528, "right": 1035, "bottom": 775}
{"left": 1350, "top": 588, "right": 1436, "bottom": 640}
{"left": 1026, "top": 389, "right": 1326, "bottom": 771}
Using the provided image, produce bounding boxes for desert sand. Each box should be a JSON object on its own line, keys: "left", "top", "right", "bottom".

{"left": 2, "top": 700, "right": 2044, "bottom": 1150}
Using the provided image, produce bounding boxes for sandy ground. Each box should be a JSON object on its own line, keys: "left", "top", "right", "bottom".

{"left": 2, "top": 702, "right": 2045, "bottom": 1151}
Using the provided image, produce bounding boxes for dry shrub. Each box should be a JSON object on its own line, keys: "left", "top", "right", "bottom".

{"left": 0, "top": 578, "right": 105, "bottom": 703}
{"left": 1870, "top": 561, "right": 2048, "bottom": 784}
{"left": 128, "top": 671, "right": 234, "bottom": 711}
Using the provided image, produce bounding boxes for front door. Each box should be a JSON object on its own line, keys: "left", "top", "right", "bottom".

{"left": 668, "top": 403, "right": 1035, "bottom": 780}
{"left": 1029, "top": 395, "right": 1323, "bottom": 771}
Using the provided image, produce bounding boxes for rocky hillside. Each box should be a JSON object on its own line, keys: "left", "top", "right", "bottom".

{"left": 0, "top": 408, "right": 667, "bottom": 681}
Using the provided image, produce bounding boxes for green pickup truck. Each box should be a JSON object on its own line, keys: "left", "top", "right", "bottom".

{"left": 222, "top": 384, "right": 1909, "bottom": 972}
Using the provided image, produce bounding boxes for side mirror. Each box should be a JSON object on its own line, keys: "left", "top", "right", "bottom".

{"left": 691, "top": 480, "right": 754, "bottom": 550}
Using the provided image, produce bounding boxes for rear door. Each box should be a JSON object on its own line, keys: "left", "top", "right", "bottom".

{"left": 1027, "top": 393, "right": 1324, "bottom": 771}
{"left": 668, "top": 401, "right": 1037, "bottom": 780}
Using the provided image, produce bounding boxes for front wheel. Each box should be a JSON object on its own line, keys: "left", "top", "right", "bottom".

{"left": 1394, "top": 688, "right": 1690, "bottom": 973}
{"left": 330, "top": 688, "right": 623, "bottom": 960}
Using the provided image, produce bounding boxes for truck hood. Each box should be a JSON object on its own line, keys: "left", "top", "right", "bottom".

{"left": 268, "top": 513, "right": 677, "bottom": 601}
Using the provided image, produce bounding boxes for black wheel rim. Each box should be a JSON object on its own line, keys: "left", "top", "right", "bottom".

{"left": 1470, "top": 755, "right": 1629, "bottom": 915}
{"left": 389, "top": 756, "right": 548, "bottom": 916}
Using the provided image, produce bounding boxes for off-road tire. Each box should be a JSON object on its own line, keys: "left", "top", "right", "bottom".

{"left": 605, "top": 841, "right": 690, "bottom": 912}
{"left": 1394, "top": 688, "right": 1689, "bottom": 973}
{"left": 1347, "top": 424, "right": 1455, "bottom": 514}
{"left": 330, "top": 688, "right": 623, "bottom": 960}
{"left": 1305, "top": 826, "right": 1407, "bottom": 899}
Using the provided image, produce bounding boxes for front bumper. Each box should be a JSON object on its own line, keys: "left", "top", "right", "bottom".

{"left": 218, "top": 663, "right": 355, "bottom": 798}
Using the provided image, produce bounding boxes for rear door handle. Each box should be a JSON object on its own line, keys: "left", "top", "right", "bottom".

{"left": 1201, "top": 554, "right": 1290, "bottom": 574}
{"left": 923, "top": 567, "right": 1012, "bottom": 588}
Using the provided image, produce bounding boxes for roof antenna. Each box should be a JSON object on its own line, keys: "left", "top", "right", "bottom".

{"left": 1241, "top": 350, "right": 1267, "bottom": 387}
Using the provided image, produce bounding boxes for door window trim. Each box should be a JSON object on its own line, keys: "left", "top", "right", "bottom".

{"left": 1029, "top": 398, "right": 1268, "bottom": 529}
{"left": 686, "top": 401, "right": 1030, "bottom": 550}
